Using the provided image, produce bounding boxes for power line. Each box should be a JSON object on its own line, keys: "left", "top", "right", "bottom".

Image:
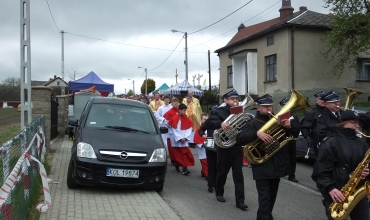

{"left": 45, "top": 0, "right": 60, "bottom": 31}
{"left": 64, "top": 31, "right": 206, "bottom": 53}
{"left": 189, "top": 0, "right": 254, "bottom": 35}
{"left": 148, "top": 36, "right": 183, "bottom": 71}
{"left": 188, "top": 0, "right": 281, "bottom": 49}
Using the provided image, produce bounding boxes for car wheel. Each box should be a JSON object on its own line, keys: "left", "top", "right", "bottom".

{"left": 67, "top": 159, "right": 80, "bottom": 189}
{"left": 154, "top": 184, "right": 164, "bottom": 192}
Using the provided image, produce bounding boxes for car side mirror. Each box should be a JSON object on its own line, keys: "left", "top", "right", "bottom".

{"left": 68, "top": 119, "right": 79, "bottom": 127}
{"left": 159, "top": 127, "right": 168, "bottom": 134}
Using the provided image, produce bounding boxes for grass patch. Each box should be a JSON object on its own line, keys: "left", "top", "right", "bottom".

{"left": 0, "top": 108, "right": 20, "bottom": 117}
{"left": 0, "top": 124, "right": 21, "bottom": 145}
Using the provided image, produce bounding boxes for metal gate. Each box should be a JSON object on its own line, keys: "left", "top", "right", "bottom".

{"left": 51, "top": 96, "right": 59, "bottom": 139}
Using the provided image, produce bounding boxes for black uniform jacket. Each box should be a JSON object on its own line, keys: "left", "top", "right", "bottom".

{"left": 198, "top": 115, "right": 215, "bottom": 138}
{"left": 205, "top": 104, "right": 242, "bottom": 148}
{"left": 300, "top": 104, "right": 326, "bottom": 141}
{"left": 236, "top": 111, "right": 300, "bottom": 180}
{"left": 317, "top": 108, "right": 343, "bottom": 142}
{"left": 311, "top": 127, "right": 370, "bottom": 199}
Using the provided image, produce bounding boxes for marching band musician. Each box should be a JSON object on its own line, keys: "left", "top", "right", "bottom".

{"left": 311, "top": 110, "right": 370, "bottom": 220}
{"left": 317, "top": 90, "right": 343, "bottom": 143}
{"left": 236, "top": 94, "right": 300, "bottom": 220}
{"left": 300, "top": 91, "right": 326, "bottom": 157}
{"left": 206, "top": 89, "right": 248, "bottom": 210}
{"left": 279, "top": 97, "right": 299, "bottom": 183}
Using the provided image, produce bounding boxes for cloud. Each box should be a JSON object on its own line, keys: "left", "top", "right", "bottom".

{"left": 0, "top": 0, "right": 329, "bottom": 94}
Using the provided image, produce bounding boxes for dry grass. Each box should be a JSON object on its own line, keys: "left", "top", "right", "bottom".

{"left": 0, "top": 108, "right": 21, "bottom": 145}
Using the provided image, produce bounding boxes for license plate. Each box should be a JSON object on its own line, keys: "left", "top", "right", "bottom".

{"left": 106, "top": 168, "right": 139, "bottom": 178}
{"left": 205, "top": 139, "right": 214, "bottom": 148}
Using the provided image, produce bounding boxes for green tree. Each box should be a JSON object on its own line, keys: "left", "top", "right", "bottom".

{"left": 202, "top": 90, "right": 219, "bottom": 113}
{"left": 323, "top": 0, "right": 370, "bottom": 77}
{"left": 140, "top": 78, "right": 156, "bottom": 95}
{"left": 127, "top": 89, "right": 134, "bottom": 96}
{"left": 1, "top": 77, "right": 21, "bottom": 86}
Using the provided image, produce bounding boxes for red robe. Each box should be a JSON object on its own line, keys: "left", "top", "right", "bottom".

{"left": 163, "top": 107, "right": 178, "bottom": 161}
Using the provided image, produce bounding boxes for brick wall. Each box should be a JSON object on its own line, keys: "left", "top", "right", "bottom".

{"left": 32, "top": 86, "right": 52, "bottom": 150}
{"left": 55, "top": 95, "right": 68, "bottom": 137}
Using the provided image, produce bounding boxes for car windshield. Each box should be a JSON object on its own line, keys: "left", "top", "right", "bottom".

{"left": 85, "top": 103, "right": 157, "bottom": 133}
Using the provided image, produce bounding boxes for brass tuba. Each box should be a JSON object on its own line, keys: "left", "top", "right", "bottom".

{"left": 244, "top": 90, "right": 311, "bottom": 164}
{"left": 329, "top": 131, "right": 370, "bottom": 220}
{"left": 213, "top": 93, "right": 256, "bottom": 148}
{"left": 343, "top": 87, "right": 362, "bottom": 110}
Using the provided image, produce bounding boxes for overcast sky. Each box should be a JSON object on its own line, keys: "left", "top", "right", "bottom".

{"left": 0, "top": 0, "right": 330, "bottom": 94}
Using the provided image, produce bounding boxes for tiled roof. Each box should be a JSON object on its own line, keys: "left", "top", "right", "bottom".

{"left": 0, "top": 86, "right": 23, "bottom": 101}
{"left": 31, "top": 80, "right": 48, "bottom": 86}
{"left": 215, "top": 10, "right": 333, "bottom": 53}
{"left": 288, "top": 10, "right": 333, "bottom": 27}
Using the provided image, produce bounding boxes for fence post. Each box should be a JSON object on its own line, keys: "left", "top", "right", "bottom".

{"left": 21, "top": 129, "right": 29, "bottom": 202}
{"left": 2, "top": 143, "right": 12, "bottom": 220}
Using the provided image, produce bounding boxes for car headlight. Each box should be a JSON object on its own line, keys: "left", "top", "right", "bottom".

{"left": 149, "top": 148, "right": 166, "bottom": 162}
{"left": 77, "top": 142, "right": 97, "bottom": 159}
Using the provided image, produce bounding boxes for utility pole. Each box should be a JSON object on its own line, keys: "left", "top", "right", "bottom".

{"left": 20, "top": 0, "right": 32, "bottom": 129}
{"left": 208, "top": 50, "right": 211, "bottom": 91}
{"left": 61, "top": 30, "right": 65, "bottom": 95}
{"left": 185, "top": 32, "right": 188, "bottom": 81}
{"left": 175, "top": 69, "right": 178, "bottom": 84}
{"left": 197, "top": 73, "right": 203, "bottom": 87}
{"left": 61, "top": 30, "right": 65, "bottom": 80}
{"left": 145, "top": 69, "right": 147, "bottom": 95}
{"left": 133, "top": 80, "right": 135, "bottom": 95}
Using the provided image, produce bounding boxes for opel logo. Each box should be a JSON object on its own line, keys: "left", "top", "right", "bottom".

{"left": 120, "top": 151, "right": 128, "bottom": 159}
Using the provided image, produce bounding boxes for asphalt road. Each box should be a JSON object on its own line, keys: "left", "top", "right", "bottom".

{"left": 158, "top": 148, "right": 328, "bottom": 220}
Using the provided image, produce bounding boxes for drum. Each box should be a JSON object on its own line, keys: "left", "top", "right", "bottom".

{"left": 204, "top": 138, "right": 216, "bottom": 151}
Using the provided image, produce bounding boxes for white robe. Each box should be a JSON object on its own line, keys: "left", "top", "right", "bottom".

{"left": 197, "top": 144, "right": 206, "bottom": 160}
{"left": 169, "top": 120, "right": 193, "bottom": 148}
{"left": 154, "top": 104, "right": 172, "bottom": 151}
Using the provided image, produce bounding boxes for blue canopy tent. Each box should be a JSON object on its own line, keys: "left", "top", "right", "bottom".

{"left": 162, "top": 79, "right": 203, "bottom": 96}
{"left": 68, "top": 71, "right": 114, "bottom": 92}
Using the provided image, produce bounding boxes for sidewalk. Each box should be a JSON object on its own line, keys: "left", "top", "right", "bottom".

{"left": 40, "top": 136, "right": 180, "bottom": 220}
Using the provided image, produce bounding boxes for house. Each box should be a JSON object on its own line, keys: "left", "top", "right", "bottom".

{"left": 215, "top": 0, "right": 370, "bottom": 107}
{"left": 0, "top": 76, "right": 69, "bottom": 107}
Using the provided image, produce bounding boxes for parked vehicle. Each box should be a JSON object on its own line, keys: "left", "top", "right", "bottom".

{"left": 67, "top": 97, "right": 168, "bottom": 192}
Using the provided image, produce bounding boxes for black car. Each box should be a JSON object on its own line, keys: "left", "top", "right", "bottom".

{"left": 67, "top": 97, "right": 168, "bottom": 192}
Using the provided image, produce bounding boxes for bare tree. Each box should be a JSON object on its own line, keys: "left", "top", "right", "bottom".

{"left": 68, "top": 69, "right": 80, "bottom": 81}
{"left": 1, "top": 77, "right": 21, "bottom": 86}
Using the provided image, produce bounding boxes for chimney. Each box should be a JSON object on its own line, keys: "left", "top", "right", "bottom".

{"left": 299, "top": 6, "right": 307, "bottom": 13}
{"left": 238, "top": 23, "right": 246, "bottom": 32}
{"left": 54, "top": 75, "right": 57, "bottom": 79}
{"left": 279, "top": 0, "right": 294, "bottom": 20}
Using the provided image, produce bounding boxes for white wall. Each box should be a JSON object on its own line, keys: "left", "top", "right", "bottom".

{"left": 231, "top": 52, "right": 258, "bottom": 95}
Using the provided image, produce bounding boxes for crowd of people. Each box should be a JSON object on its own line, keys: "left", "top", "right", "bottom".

{"left": 129, "top": 88, "right": 370, "bottom": 220}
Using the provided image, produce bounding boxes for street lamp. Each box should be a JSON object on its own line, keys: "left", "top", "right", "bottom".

{"left": 171, "top": 29, "right": 188, "bottom": 81}
{"left": 138, "top": 66, "right": 147, "bottom": 95}
{"left": 128, "top": 79, "right": 134, "bottom": 95}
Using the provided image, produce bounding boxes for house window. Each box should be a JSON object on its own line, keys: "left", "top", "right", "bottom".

{"left": 357, "top": 58, "right": 370, "bottom": 80}
{"left": 227, "top": 66, "right": 233, "bottom": 87}
{"left": 265, "top": 54, "right": 277, "bottom": 82}
{"left": 57, "top": 81, "right": 60, "bottom": 86}
{"left": 267, "top": 36, "right": 274, "bottom": 46}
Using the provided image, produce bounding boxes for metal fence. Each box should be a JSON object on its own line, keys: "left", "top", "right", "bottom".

{"left": 0, "top": 116, "right": 46, "bottom": 220}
